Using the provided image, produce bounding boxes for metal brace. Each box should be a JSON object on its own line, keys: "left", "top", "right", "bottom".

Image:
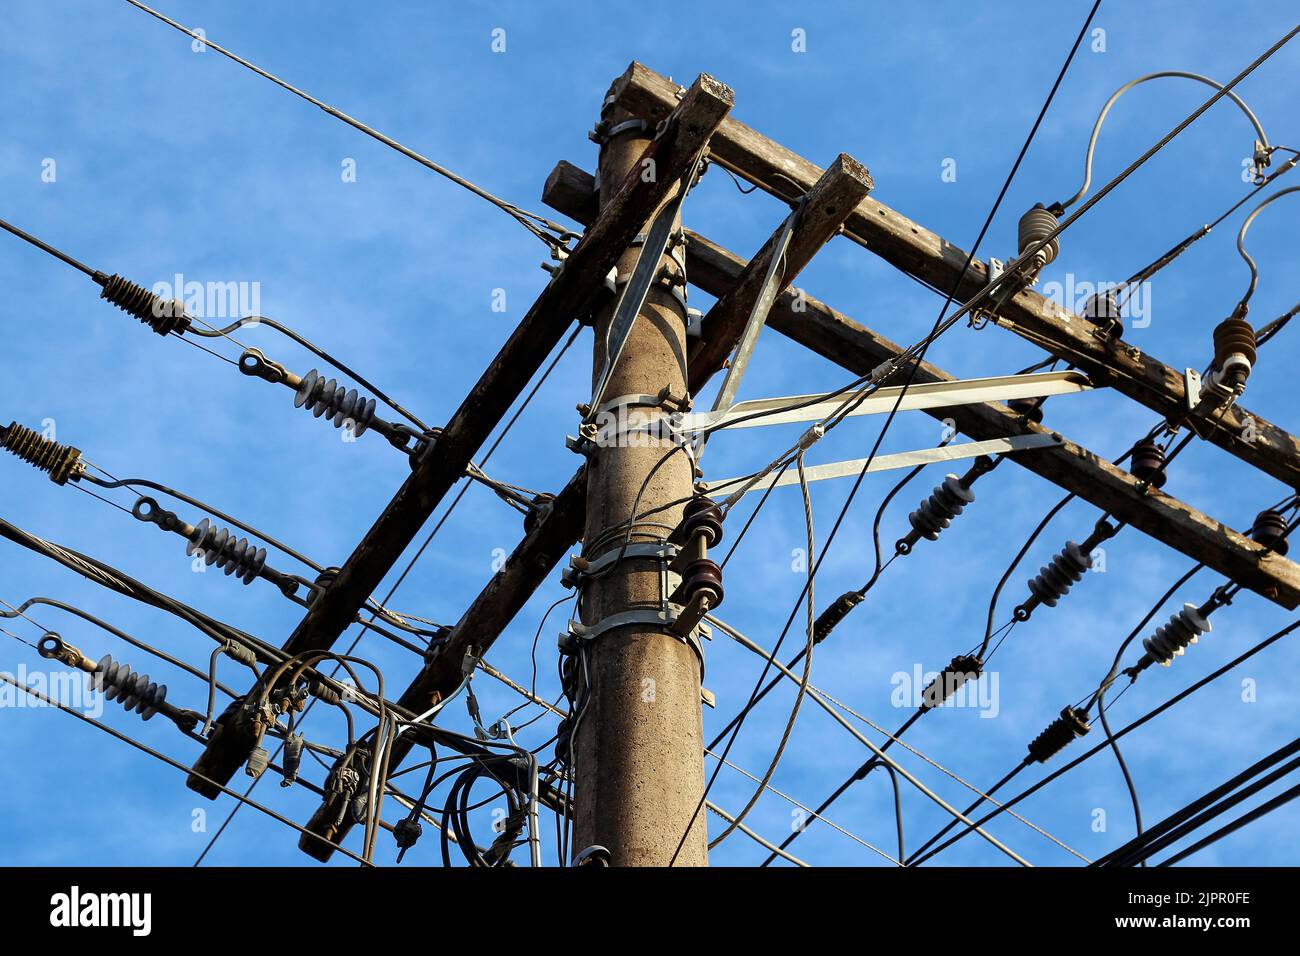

{"left": 705, "top": 197, "right": 805, "bottom": 434}
{"left": 589, "top": 117, "right": 649, "bottom": 145}
{"left": 561, "top": 540, "right": 681, "bottom": 589}
{"left": 558, "top": 606, "right": 712, "bottom": 706}
{"left": 586, "top": 150, "right": 706, "bottom": 420}
{"left": 568, "top": 390, "right": 692, "bottom": 457}
{"left": 1183, "top": 367, "right": 1203, "bottom": 413}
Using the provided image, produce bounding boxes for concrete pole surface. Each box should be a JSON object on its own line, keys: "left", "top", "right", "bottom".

{"left": 571, "top": 100, "right": 708, "bottom": 867}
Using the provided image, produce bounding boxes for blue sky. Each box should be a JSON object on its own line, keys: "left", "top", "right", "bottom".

{"left": 1, "top": 0, "right": 1299, "bottom": 867}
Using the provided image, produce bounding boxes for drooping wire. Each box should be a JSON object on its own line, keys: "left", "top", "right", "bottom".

{"left": 122, "top": 0, "right": 577, "bottom": 250}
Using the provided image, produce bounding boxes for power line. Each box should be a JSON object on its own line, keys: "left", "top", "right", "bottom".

{"left": 122, "top": 0, "right": 577, "bottom": 249}
{"left": 735, "top": 0, "right": 1102, "bottom": 867}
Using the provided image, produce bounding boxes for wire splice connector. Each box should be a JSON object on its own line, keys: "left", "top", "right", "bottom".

{"left": 813, "top": 591, "right": 865, "bottom": 644}
{"left": 93, "top": 271, "right": 190, "bottom": 336}
{"left": 920, "top": 654, "right": 983, "bottom": 711}
{"left": 1, "top": 422, "right": 84, "bottom": 485}
{"left": 1027, "top": 706, "right": 1090, "bottom": 763}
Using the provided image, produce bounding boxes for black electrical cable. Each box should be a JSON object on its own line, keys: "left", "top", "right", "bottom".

{"left": 702, "top": 444, "right": 940, "bottom": 755}
{"left": 910, "top": 558, "right": 1206, "bottom": 864}
{"left": 908, "top": 618, "right": 1300, "bottom": 865}
{"left": 979, "top": 492, "right": 1075, "bottom": 656}
{"left": 0, "top": 671, "right": 374, "bottom": 866}
{"left": 1158, "top": 780, "right": 1300, "bottom": 867}
{"left": 1096, "top": 684, "right": 1144, "bottom": 864}
{"left": 679, "top": 0, "right": 1103, "bottom": 866}
{"left": 193, "top": 324, "right": 581, "bottom": 864}
{"left": 1095, "top": 735, "right": 1300, "bottom": 867}
{"left": 124, "top": 0, "right": 578, "bottom": 249}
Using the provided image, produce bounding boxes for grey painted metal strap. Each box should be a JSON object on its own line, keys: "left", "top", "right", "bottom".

{"left": 698, "top": 433, "right": 1062, "bottom": 497}
{"left": 586, "top": 174, "right": 696, "bottom": 420}
{"left": 562, "top": 540, "right": 680, "bottom": 587}
{"left": 681, "top": 370, "right": 1092, "bottom": 433}
{"left": 709, "top": 200, "right": 804, "bottom": 418}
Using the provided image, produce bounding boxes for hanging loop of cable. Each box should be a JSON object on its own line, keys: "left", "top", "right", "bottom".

{"left": 1233, "top": 184, "right": 1300, "bottom": 314}
{"left": 1058, "top": 70, "right": 1274, "bottom": 211}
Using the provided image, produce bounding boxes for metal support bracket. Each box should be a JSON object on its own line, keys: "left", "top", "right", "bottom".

{"left": 698, "top": 433, "right": 1064, "bottom": 498}
{"left": 559, "top": 606, "right": 712, "bottom": 705}
{"left": 682, "top": 370, "right": 1093, "bottom": 434}
{"left": 706, "top": 199, "right": 804, "bottom": 425}
{"left": 586, "top": 182, "right": 694, "bottom": 420}
{"left": 561, "top": 540, "right": 681, "bottom": 589}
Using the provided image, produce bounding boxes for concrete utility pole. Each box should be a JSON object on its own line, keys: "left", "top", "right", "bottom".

{"left": 572, "top": 102, "right": 709, "bottom": 866}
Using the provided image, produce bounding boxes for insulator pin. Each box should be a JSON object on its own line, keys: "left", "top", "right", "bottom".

{"left": 1141, "top": 603, "right": 1211, "bottom": 668}
{"left": 1250, "top": 509, "right": 1290, "bottom": 556}
{"left": 1, "top": 422, "right": 84, "bottom": 484}
{"left": 523, "top": 493, "right": 555, "bottom": 535}
{"left": 1213, "top": 316, "right": 1258, "bottom": 368}
{"left": 682, "top": 497, "right": 725, "bottom": 548}
{"left": 920, "top": 654, "right": 983, "bottom": 710}
{"left": 1007, "top": 397, "right": 1045, "bottom": 423}
{"left": 813, "top": 591, "right": 864, "bottom": 644}
{"left": 1129, "top": 440, "right": 1167, "bottom": 488}
{"left": 94, "top": 272, "right": 190, "bottom": 336}
{"left": 897, "top": 474, "right": 975, "bottom": 555}
{"left": 1017, "top": 204, "right": 1060, "bottom": 275}
{"left": 1209, "top": 317, "right": 1257, "bottom": 392}
{"left": 1082, "top": 289, "right": 1123, "bottom": 337}
{"left": 681, "top": 558, "right": 724, "bottom": 607}
{"left": 1027, "top": 706, "right": 1090, "bottom": 763}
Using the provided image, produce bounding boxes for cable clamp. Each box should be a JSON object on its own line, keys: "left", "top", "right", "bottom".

{"left": 540, "top": 243, "right": 569, "bottom": 279}
{"left": 559, "top": 605, "right": 709, "bottom": 687}
{"left": 568, "top": 391, "right": 691, "bottom": 456}
{"left": 238, "top": 347, "right": 291, "bottom": 385}
{"left": 561, "top": 540, "right": 681, "bottom": 589}
{"left": 588, "top": 117, "right": 648, "bottom": 146}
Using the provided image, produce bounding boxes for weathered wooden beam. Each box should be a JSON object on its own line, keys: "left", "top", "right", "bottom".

{"left": 687, "top": 152, "right": 872, "bottom": 393}
{"left": 542, "top": 159, "right": 1300, "bottom": 610}
{"left": 186, "top": 72, "right": 735, "bottom": 800}
{"left": 608, "top": 61, "right": 1300, "bottom": 491}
